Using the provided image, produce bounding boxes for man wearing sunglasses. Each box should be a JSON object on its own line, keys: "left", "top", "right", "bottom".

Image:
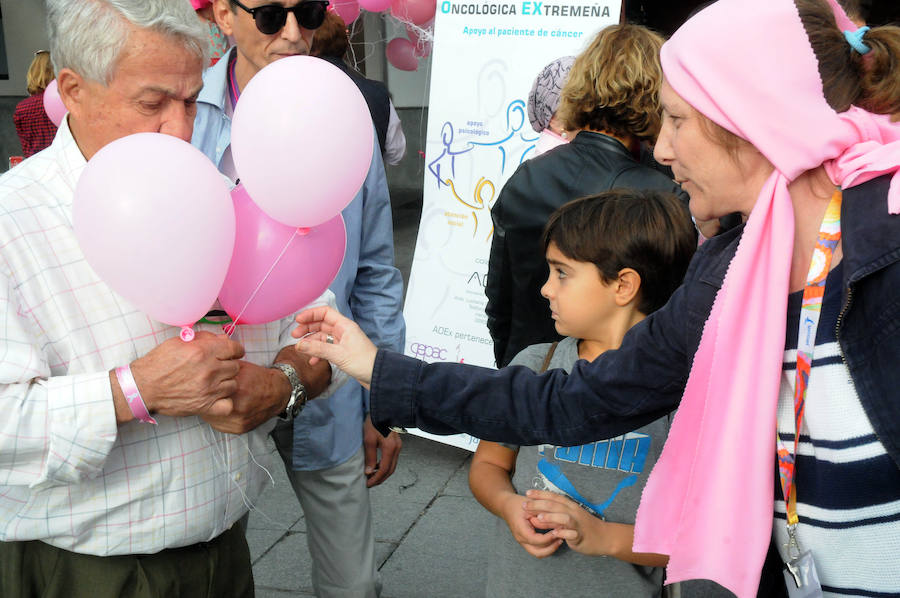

{"left": 192, "top": 2, "right": 406, "bottom": 597}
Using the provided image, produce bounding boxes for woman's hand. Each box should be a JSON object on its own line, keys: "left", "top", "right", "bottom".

{"left": 293, "top": 306, "right": 378, "bottom": 389}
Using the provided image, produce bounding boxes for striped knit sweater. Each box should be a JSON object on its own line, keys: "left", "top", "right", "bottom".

{"left": 774, "top": 263, "right": 900, "bottom": 597}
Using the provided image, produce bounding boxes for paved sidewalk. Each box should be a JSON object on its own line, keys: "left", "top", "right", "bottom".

{"left": 248, "top": 434, "right": 490, "bottom": 597}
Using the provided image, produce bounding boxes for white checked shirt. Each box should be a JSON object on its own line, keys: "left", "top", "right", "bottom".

{"left": 0, "top": 119, "right": 312, "bottom": 556}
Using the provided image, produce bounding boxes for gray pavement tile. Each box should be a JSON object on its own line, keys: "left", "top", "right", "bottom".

{"left": 441, "top": 457, "right": 475, "bottom": 498}
{"left": 379, "top": 495, "right": 494, "bottom": 598}
{"left": 369, "top": 490, "right": 429, "bottom": 543}
{"left": 368, "top": 435, "right": 472, "bottom": 542}
{"left": 253, "top": 531, "right": 313, "bottom": 593}
{"left": 372, "top": 435, "right": 472, "bottom": 504}
{"left": 247, "top": 526, "right": 288, "bottom": 564}
{"left": 375, "top": 540, "right": 398, "bottom": 569}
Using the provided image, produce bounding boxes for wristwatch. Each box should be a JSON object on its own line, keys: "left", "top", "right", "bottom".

{"left": 272, "top": 362, "right": 309, "bottom": 421}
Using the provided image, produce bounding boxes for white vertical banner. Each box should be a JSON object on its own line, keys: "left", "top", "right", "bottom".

{"left": 402, "top": 0, "right": 621, "bottom": 450}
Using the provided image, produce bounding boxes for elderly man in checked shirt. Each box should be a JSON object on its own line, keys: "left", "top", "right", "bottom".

{"left": 0, "top": 1, "right": 336, "bottom": 597}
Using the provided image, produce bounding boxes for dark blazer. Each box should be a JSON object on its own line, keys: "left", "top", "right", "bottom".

{"left": 485, "top": 130, "right": 690, "bottom": 367}
{"left": 320, "top": 56, "right": 390, "bottom": 155}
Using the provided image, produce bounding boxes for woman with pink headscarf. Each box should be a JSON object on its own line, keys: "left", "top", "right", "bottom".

{"left": 292, "top": 1, "right": 900, "bottom": 595}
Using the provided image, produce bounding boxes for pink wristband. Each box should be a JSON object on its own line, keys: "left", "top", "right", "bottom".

{"left": 115, "top": 365, "right": 157, "bottom": 425}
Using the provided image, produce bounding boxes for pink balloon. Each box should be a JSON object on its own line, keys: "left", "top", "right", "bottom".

{"left": 73, "top": 133, "right": 235, "bottom": 328}
{"left": 219, "top": 185, "right": 346, "bottom": 325}
{"left": 330, "top": 0, "right": 360, "bottom": 24}
{"left": 386, "top": 38, "right": 419, "bottom": 71}
{"left": 43, "top": 79, "right": 66, "bottom": 127}
{"left": 391, "top": 0, "right": 435, "bottom": 25}
{"left": 231, "top": 56, "right": 373, "bottom": 228}
{"left": 358, "top": 0, "right": 391, "bottom": 11}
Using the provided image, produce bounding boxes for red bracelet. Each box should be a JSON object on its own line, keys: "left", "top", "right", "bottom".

{"left": 115, "top": 365, "right": 157, "bottom": 425}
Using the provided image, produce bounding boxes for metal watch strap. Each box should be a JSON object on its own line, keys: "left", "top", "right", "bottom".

{"left": 272, "top": 362, "right": 308, "bottom": 421}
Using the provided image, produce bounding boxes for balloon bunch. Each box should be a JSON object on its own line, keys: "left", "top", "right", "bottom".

{"left": 73, "top": 57, "right": 372, "bottom": 340}
{"left": 330, "top": 0, "right": 435, "bottom": 71}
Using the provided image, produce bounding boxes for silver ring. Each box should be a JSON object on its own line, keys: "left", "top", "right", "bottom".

{"left": 325, "top": 334, "right": 335, "bottom": 344}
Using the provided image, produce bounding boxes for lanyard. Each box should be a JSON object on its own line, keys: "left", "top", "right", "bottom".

{"left": 776, "top": 190, "right": 842, "bottom": 533}
{"left": 227, "top": 50, "right": 241, "bottom": 109}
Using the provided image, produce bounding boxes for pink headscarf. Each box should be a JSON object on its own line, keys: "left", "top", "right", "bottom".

{"left": 631, "top": 0, "right": 900, "bottom": 596}
{"left": 190, "top": 0, "right": 212, "bottom": 10}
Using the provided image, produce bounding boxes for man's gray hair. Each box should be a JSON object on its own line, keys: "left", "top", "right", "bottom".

{"left": 47, "top": 0, "right": 209, "bottom": 84}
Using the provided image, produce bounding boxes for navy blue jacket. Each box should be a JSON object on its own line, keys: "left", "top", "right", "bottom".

{"left": 370, "top": 175, "right": 900, "bottom": 469}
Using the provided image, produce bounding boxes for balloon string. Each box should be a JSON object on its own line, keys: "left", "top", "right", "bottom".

{"left": 224, "top": 229, "right": 298, "bottom": 336}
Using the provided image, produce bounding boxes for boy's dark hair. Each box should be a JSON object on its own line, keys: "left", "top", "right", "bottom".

{"left": 541, "top": 189, "right": 696, "bottom": 315}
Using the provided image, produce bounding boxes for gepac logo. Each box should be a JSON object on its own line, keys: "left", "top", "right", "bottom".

{"left": 409, "top": 342, "right": 449, "bottom": 361}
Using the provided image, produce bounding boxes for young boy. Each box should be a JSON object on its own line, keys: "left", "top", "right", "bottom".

{"left": 469, "top": 189, "right": 696, "bottom": 597}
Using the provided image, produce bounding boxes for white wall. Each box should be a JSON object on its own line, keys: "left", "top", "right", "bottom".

{"left": 0, "top": 1, "right": 50, "bottom": 96}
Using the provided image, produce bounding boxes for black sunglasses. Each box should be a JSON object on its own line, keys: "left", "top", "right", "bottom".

{"left": 232, "top": 0, "right": 330, "bottom": 35}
